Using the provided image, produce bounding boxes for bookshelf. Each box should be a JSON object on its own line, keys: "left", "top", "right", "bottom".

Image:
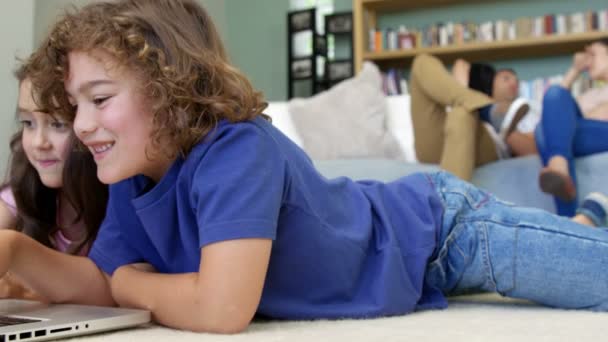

{"left": 287, "top": 8, "right": 327, "bottom": 99}
{"left": 353, "top": 0, "right": 608, "bottom": 72}
{"left": 323, "top": 11, "right": 354, "bottom": 88}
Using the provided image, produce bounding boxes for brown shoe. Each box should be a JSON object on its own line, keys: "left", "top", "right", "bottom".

{"left": 539, "top": 168, "right": 576, "bottom": 201}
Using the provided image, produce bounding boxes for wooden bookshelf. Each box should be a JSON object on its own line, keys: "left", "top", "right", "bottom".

{"left": 353, "top": 0, "right": 608, "bottom": 71}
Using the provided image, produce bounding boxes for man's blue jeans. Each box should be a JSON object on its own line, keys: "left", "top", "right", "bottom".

{"left": 425, "top": 171, "right": 608, "bottom": 310}
{"left": 534, "top": 85, "right": 608, "bottom": 216}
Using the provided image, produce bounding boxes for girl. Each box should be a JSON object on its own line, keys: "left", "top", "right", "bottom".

{"left": 535, "top": 38, "right": 608, "bottom": 216}
{"left": 0, "top": 64, "right": 108, "bottom": 299}
{"left": 3, "top": 0, "right": 608, "bottom": 334}
{"left": 496, "top": 39, "right": 608, "bottom": 218}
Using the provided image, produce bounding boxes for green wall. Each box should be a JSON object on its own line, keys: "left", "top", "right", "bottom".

{"left": 201, "top": 0, "right": 228, "bottom": 43}
{"left": 0, "top": 0, "right": 34, "bottom": 174}
{"left": 222, "top": 0, "right": 607, "bottom": 101}
{"left": 223, "top": 0, "right": 289, "bottom": 102}
{"left": 221, "top": 0, "right": 351, "bottom": 101}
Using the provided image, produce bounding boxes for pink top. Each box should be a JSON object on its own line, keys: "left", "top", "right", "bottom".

{"left": 578, "top": 84, "right": 608, "bottom": 115}
{"left": 0, "top": 187, "right": 89, "bottom": 255}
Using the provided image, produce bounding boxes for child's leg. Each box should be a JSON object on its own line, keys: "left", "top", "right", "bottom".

{"left": 426, "top": 171, "right": 608, "bottom": 310}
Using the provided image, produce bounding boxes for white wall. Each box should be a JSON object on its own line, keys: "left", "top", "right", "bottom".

{"left": 0, "top": 0, "right": 34, "bottom": 175}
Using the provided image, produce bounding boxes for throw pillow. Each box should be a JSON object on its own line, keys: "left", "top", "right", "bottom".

{"left": 288, "top": 62, "right": 404, "bottom": 160}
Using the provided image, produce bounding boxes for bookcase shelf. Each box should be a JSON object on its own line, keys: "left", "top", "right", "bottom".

{"left": 364, "top": 31, "right": 608, "bottom": 68}
{"left": 353, "top": 0, "right": 608, "bottom": 71}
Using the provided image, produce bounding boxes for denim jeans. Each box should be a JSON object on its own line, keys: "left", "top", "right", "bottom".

{"left": 425, "top": 171, "right": 608, "bottom": 310}
{"left": 534, "top": 85, "right": 608, "bottom": 216}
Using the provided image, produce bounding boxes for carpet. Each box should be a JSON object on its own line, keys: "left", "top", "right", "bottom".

{"left": 65, "top": 293, "right": 607, "bottom": 341}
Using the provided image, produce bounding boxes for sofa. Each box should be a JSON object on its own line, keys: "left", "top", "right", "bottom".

{"left": 265, "top": 93, "right": 608, "bottom": 214}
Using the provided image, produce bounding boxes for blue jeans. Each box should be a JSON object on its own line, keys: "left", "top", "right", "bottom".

{"left": 425, "top": 171, "right": 608, "bottom": 310}
{"left": 534, "top": 85, "right": 608, "bottom": 216}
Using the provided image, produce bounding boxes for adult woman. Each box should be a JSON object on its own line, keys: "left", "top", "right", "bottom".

{"left": 536, "top": 38, "right": 608, "bottom": 216}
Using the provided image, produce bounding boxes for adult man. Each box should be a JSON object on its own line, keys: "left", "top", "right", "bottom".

{"left": 410, "top": 54, "right": 529, "bottom": 180}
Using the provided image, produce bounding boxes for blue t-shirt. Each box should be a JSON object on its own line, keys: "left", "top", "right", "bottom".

{"left": 89, "top": 117, "right": 446, "bottom": 319}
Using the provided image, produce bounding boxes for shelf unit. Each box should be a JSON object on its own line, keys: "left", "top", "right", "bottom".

{"left": 287, "top": 8, "right": 327, "bottom": 99}
{"left": 353, "top": 0, "right": 608, "bottom": 72}
{"left": 322, "top": 11, "right": 354, "bottom": 88}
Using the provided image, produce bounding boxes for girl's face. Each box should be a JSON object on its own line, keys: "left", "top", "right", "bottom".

{"left": 66, "top": 51, "right": 171, "bottom": 184}
{"left": 18, "top": 79, "right": 72, "bottom": 188}
{"left": 587, "top": 42, "right": 608, "bottom": 81}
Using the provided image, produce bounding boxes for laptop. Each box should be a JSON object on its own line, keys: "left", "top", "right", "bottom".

{"left": 0, "top": 300, "right": 150, "bottom": 341}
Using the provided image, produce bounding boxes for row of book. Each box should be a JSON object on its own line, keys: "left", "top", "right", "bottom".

{"left": 519, "top": 74, "right": 598, "bottom": 106}
{"left": 381, "top": 69, "right": 408, "bottom": 96}
{"left": 369, "top": 9, "right": 608, "bottom": 52}
{"left": 381, "top": 69, "right": 599, "bottom": 107}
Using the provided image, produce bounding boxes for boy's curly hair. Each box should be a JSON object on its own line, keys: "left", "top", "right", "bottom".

{"left": 29, "top": 0, "right": 267, "bottom": 158}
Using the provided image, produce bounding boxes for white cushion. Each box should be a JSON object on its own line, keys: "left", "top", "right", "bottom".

{"left": 385, "top": 95, "right": 417, "bottom": 162}
{"left": 266, "top": 93, "right": 417, "bottom": 162}
{"left": 287, "top": 62, "right": 403, "bottom": 161}
{"left": 264, "top": 102, "right": 304, "bottom": 147}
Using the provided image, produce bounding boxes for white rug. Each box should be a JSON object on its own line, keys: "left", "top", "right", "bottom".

{"left": 66, "top": 294, "right": 607, "bottom": 342}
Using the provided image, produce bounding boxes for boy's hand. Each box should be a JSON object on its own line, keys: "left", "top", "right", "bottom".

{"left": 110, "top": 263, "right": 157, "bottom": 309}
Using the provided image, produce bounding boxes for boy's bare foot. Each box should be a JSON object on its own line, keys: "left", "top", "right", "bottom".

{"left": 575, "top": 192, "right": 608, "bottom": 227}
{"left": 572, "top": 214, "right": 595, "bottom": 227}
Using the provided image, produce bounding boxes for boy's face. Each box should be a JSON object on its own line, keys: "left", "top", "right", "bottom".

{"left": 66, "top": 51, "right": 171, "bottom": 184}
{"left": 18, "top": 79, "right": 72, "bottom": 188}
{"left": 492, "top": 70, "right": 519, "bottom": 102}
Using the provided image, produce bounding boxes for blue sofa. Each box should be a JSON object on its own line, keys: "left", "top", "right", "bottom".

{"left": 315, "top": 152, "right": 608, "bottom": 214}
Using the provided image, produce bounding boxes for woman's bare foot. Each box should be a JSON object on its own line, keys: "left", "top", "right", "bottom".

{"left": 539, "top": 156, "right": 576, "bottom": 201}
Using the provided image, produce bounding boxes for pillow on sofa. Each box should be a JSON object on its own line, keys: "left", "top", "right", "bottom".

{"left": 385, "top": 95, "right": 417, "bottom": 162}
{"left": 288, "top": 62, "right": 404, "bottom": 160}
{"left": 264, "top": 102, "right": 304, "bottom": 147}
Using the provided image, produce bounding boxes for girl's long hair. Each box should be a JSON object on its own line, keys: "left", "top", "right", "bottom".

{"left": 6, "top": 134, "right": 108, "bottom": 254}
{"left": 3, "top": 65, "right": 108, "bottom": 254}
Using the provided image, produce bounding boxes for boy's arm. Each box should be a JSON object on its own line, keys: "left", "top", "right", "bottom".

{"left": 111, "top": 238, "right": 272, "bottom": 334}
{"left": 1, "top": 230, "right": 114, "bottom": 306}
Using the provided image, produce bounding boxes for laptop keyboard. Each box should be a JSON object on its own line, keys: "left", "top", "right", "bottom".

{"left": 0, "top": 315, "right": 41, "bottom": 327}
